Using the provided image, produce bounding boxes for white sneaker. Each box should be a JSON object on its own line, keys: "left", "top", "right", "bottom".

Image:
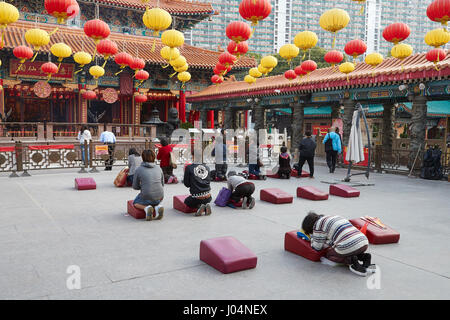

{"left": 144, "top": 206, "right": 154, "bottom": 221}
{"left": 154, "top": 205, "right": 164, "bottom": 220}
{"left": 242, "top": 197, "right": 248, "bottom": 209}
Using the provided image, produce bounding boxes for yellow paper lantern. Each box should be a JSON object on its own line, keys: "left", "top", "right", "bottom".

{"left": 89, "top": 65, "right": 105, "bottom": 79}
{"left": 161, "top": 29, "right": 185, "bottom": 48}
{"left": 339, "top": 62, "right": 355, "bottom": 82}
{"left": 249, "top": 67, "right": 262, "bottom": 78}
{"left": 170, "top": 56, "right": 187, "bottom": 68}
{"left": 51, "top": 43, "right": 72, "bottom": 62}
{"left": 294, "top": 31, "right": 318, "bottom": 52}
{"left": 160, "top": 46, "right": 180, "bottom": 61}
{"left": 257, "top": 64, "right": 270, "bottom": 75}
{"left": 174, "top": 64, "right": 189, "bottom": 73}
{"left": 365, "top": 52, "right": 383, "bottom": 67}
{"left": 74, "top": 51, "right": 92, "bottom": 67}
{"left": 365, "top": 52, "right": 383, "bottom": 76}
{"left": 74, "top": 51, "right": 92, "bottom": 74}
{"left": 177, "top": 71, "right": 191, "bottom": 83}
{"left": 391, "top": 43, "right": 413, "bottom": 60}
{"left": 425, "top": 28, "right": 450, "bottom": 48}
{"left": 25, "top": 28, "right": 51, "bottom": 62}
{"left": 244, "top": 75, "right": 256, "bottom": 84}
{"left": 0, "top": 2, "right": 19, "bottom": 48}
{"left": 260, "top": 55, "right": 278, "bottom": 69}
{"left": 320, "top": 8, "right": 350, "bottom": 48}
{"left": 279, "top": 44, "right": 300, "bottom": 62}
{"left": 143, "top": 7, "right": 172, "bottom": 36}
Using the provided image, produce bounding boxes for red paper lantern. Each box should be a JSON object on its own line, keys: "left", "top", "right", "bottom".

{"left": 82, "top": 90, "right": 97, "bottom": 100}
{"left": 13, "top": 46, "right": 34, "bottom": 63}
{"left": 215, "top": 63, "right": 231, "bottom": 75}
{"left": 324, "top": 50, "right": 344, "bottom": 66}
{"left": 211, "top": 75, "right": 224, "bottom": 84}
{"left": 239, "top": 0, "right": 272, "bottom": 26}
{"left": 301, "top": 60, "right": 317, "bottom": 74}
{"left": 96, "top": 39, "right": 118, "bottom": 59}
{"left": 294, "top": 65, "right": 307, "bottom": 76}
{"left": 226, "top": 21, "right": 252, "bottom": 43}
{"left": 134, "top": 94, "right": 148, "bottom": 103}
{"left": 426, "top": 48, "right": 446, "bottom": 65}
{"left": 41, "top": 62, "right": 59, "bottom": 75}
{"left": 135, "top": 70, "right": 149, "bottom": 81}
{"left": 84, "top": 19, "right": 111, "bottom": 43}
{"left": 427, "top": 0, "right": 450, "bottom": 27}
{"left": 227, "top": 41, "right": 249, "bottom": 57}
{"left": 114, "top": 52, "right": 133, "bottom": 68}
{"left": 218, "top": 52, "right": 237, "bottom": 67}
{"left": 382, "top": 23, "right": 410, "bottom": 44}
{"left": 284, "top": 69, "right": 297, "bottom": 81}
{"left": 130, "top": 57, "right": 145, "bottom": 71}
{"left": 45, "top": 0, "right": 79, "bottom": 24}
{"left": 344, "top": 39, "right": 367, "bottom": 59}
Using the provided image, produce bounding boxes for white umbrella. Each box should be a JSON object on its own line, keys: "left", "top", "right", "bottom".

{"left": 346, "top": 110, "right": 365, "bottom": 163}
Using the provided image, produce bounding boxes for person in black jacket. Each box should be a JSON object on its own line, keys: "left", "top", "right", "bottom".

{"left": 183, "top": 163, "right": 213, "bottom": 216}
{"left": 298, "top": 131, "right": 316, "bottom": 178}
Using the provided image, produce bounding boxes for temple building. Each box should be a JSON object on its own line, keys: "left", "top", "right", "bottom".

{"left": 0, "top": 0, "right": 255, "bottom": 131}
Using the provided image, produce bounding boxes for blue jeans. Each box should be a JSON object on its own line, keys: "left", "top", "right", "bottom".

{"left": 133, "top": 193, "right": 161, "bottom": 207}
{"left": 81, "top": 145, "right": 90, "bottom": 165}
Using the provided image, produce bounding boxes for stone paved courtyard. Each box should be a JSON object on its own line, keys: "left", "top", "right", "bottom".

{"left": 0, "top": 163, "right": 449, "bottom": 300}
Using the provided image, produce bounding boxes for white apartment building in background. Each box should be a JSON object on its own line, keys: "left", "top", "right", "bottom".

{"left": 186, "top": 0, "right": 445, "bottom": 58}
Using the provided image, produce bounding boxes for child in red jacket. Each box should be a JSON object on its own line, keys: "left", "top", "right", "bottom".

{"left": 157, "top": 137, "right": 177, "bottom": 184}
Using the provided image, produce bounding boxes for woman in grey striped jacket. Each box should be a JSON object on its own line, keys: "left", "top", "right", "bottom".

{"left": 302, "top": 211, "right": 376, "bottom": 276}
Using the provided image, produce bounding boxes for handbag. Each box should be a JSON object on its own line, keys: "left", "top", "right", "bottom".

{"left": 169, "top": 151, "right": 177, "bottom": 169}
{"left": 214, "top": 187, "right": 232, "bottom": 207}
{"left": 114, "top": 167, "right": 129, "bottom": 187}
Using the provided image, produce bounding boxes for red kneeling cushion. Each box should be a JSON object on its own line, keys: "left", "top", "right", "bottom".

{"left": 291, "top": 169, "right": 310, "bottom": 177}
{"left": 200, "top": 236, "right": 257, "bottom": 274}
{"left": 296, "top": 186, "right": 329, "bottom": 200}
{"left": 127, "top": 200, "right": 145, "bottom": 219}
{"left": 329, "top": 184, "right": 360, "bottom": 198}
{"left": 350, "top": 218, "right": 400, "bottom": 244}
{"left": 260, "top": 188, "right": 293, "bottom": 204}
{"left": 75, "top": 177, "right": 96, "bottom": 190}
{"left": 173, "top": 195, "right": 197, "bottom": 214}
{"left": 284, "top": 231, "right": 325, "bottom": 262}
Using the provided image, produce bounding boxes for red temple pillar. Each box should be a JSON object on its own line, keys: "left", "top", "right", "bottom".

{"left": 207, "top": 110, "right": 214, "bottom": 129}
{"left": 179, "top": 90, "right": 186, "bottom": 123}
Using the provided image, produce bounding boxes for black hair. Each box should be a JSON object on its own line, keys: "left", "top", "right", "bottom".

{"left": 280, "top": 146, "right": 287, "bottom": 153}
{"left": 129, "top": 148, "right": 140, "bottom": 157}
{"left": 335, "top": 127, "right": 340, "bottom": 133}
{"left": 160, "top": 137, "right": 169, "bottom": 147}
{"left": 305, "top": 131, "right": 312, "bottom": 137}
{"left": 301, "top": 211, "right": 323, "bottom": 235}
{"left": 80, "top": 125, "right": 88, "bottom": 133}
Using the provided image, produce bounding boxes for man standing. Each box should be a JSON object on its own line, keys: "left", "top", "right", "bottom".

{"left": 323, "top": 128, "right": 342, "bottom": 173}
{"left": 298, "top": 131, "right": 316, "bottom": 178}
{"left": 100, "top": 127, "right": 116, "bottom": 171}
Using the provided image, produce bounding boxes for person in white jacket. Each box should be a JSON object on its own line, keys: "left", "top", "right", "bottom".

{"left": 77, "top": 126, "right": 92, "bottom": 166}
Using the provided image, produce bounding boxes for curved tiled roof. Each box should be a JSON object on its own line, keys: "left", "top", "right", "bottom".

{"left": 81, "top": 0, "right": 214, "bottom": 15}
{"left": 188, "top": 52, "right": 450, "bottom": 101}
{"left": 3, "top": 21, "right": 255, "bottom": 69}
